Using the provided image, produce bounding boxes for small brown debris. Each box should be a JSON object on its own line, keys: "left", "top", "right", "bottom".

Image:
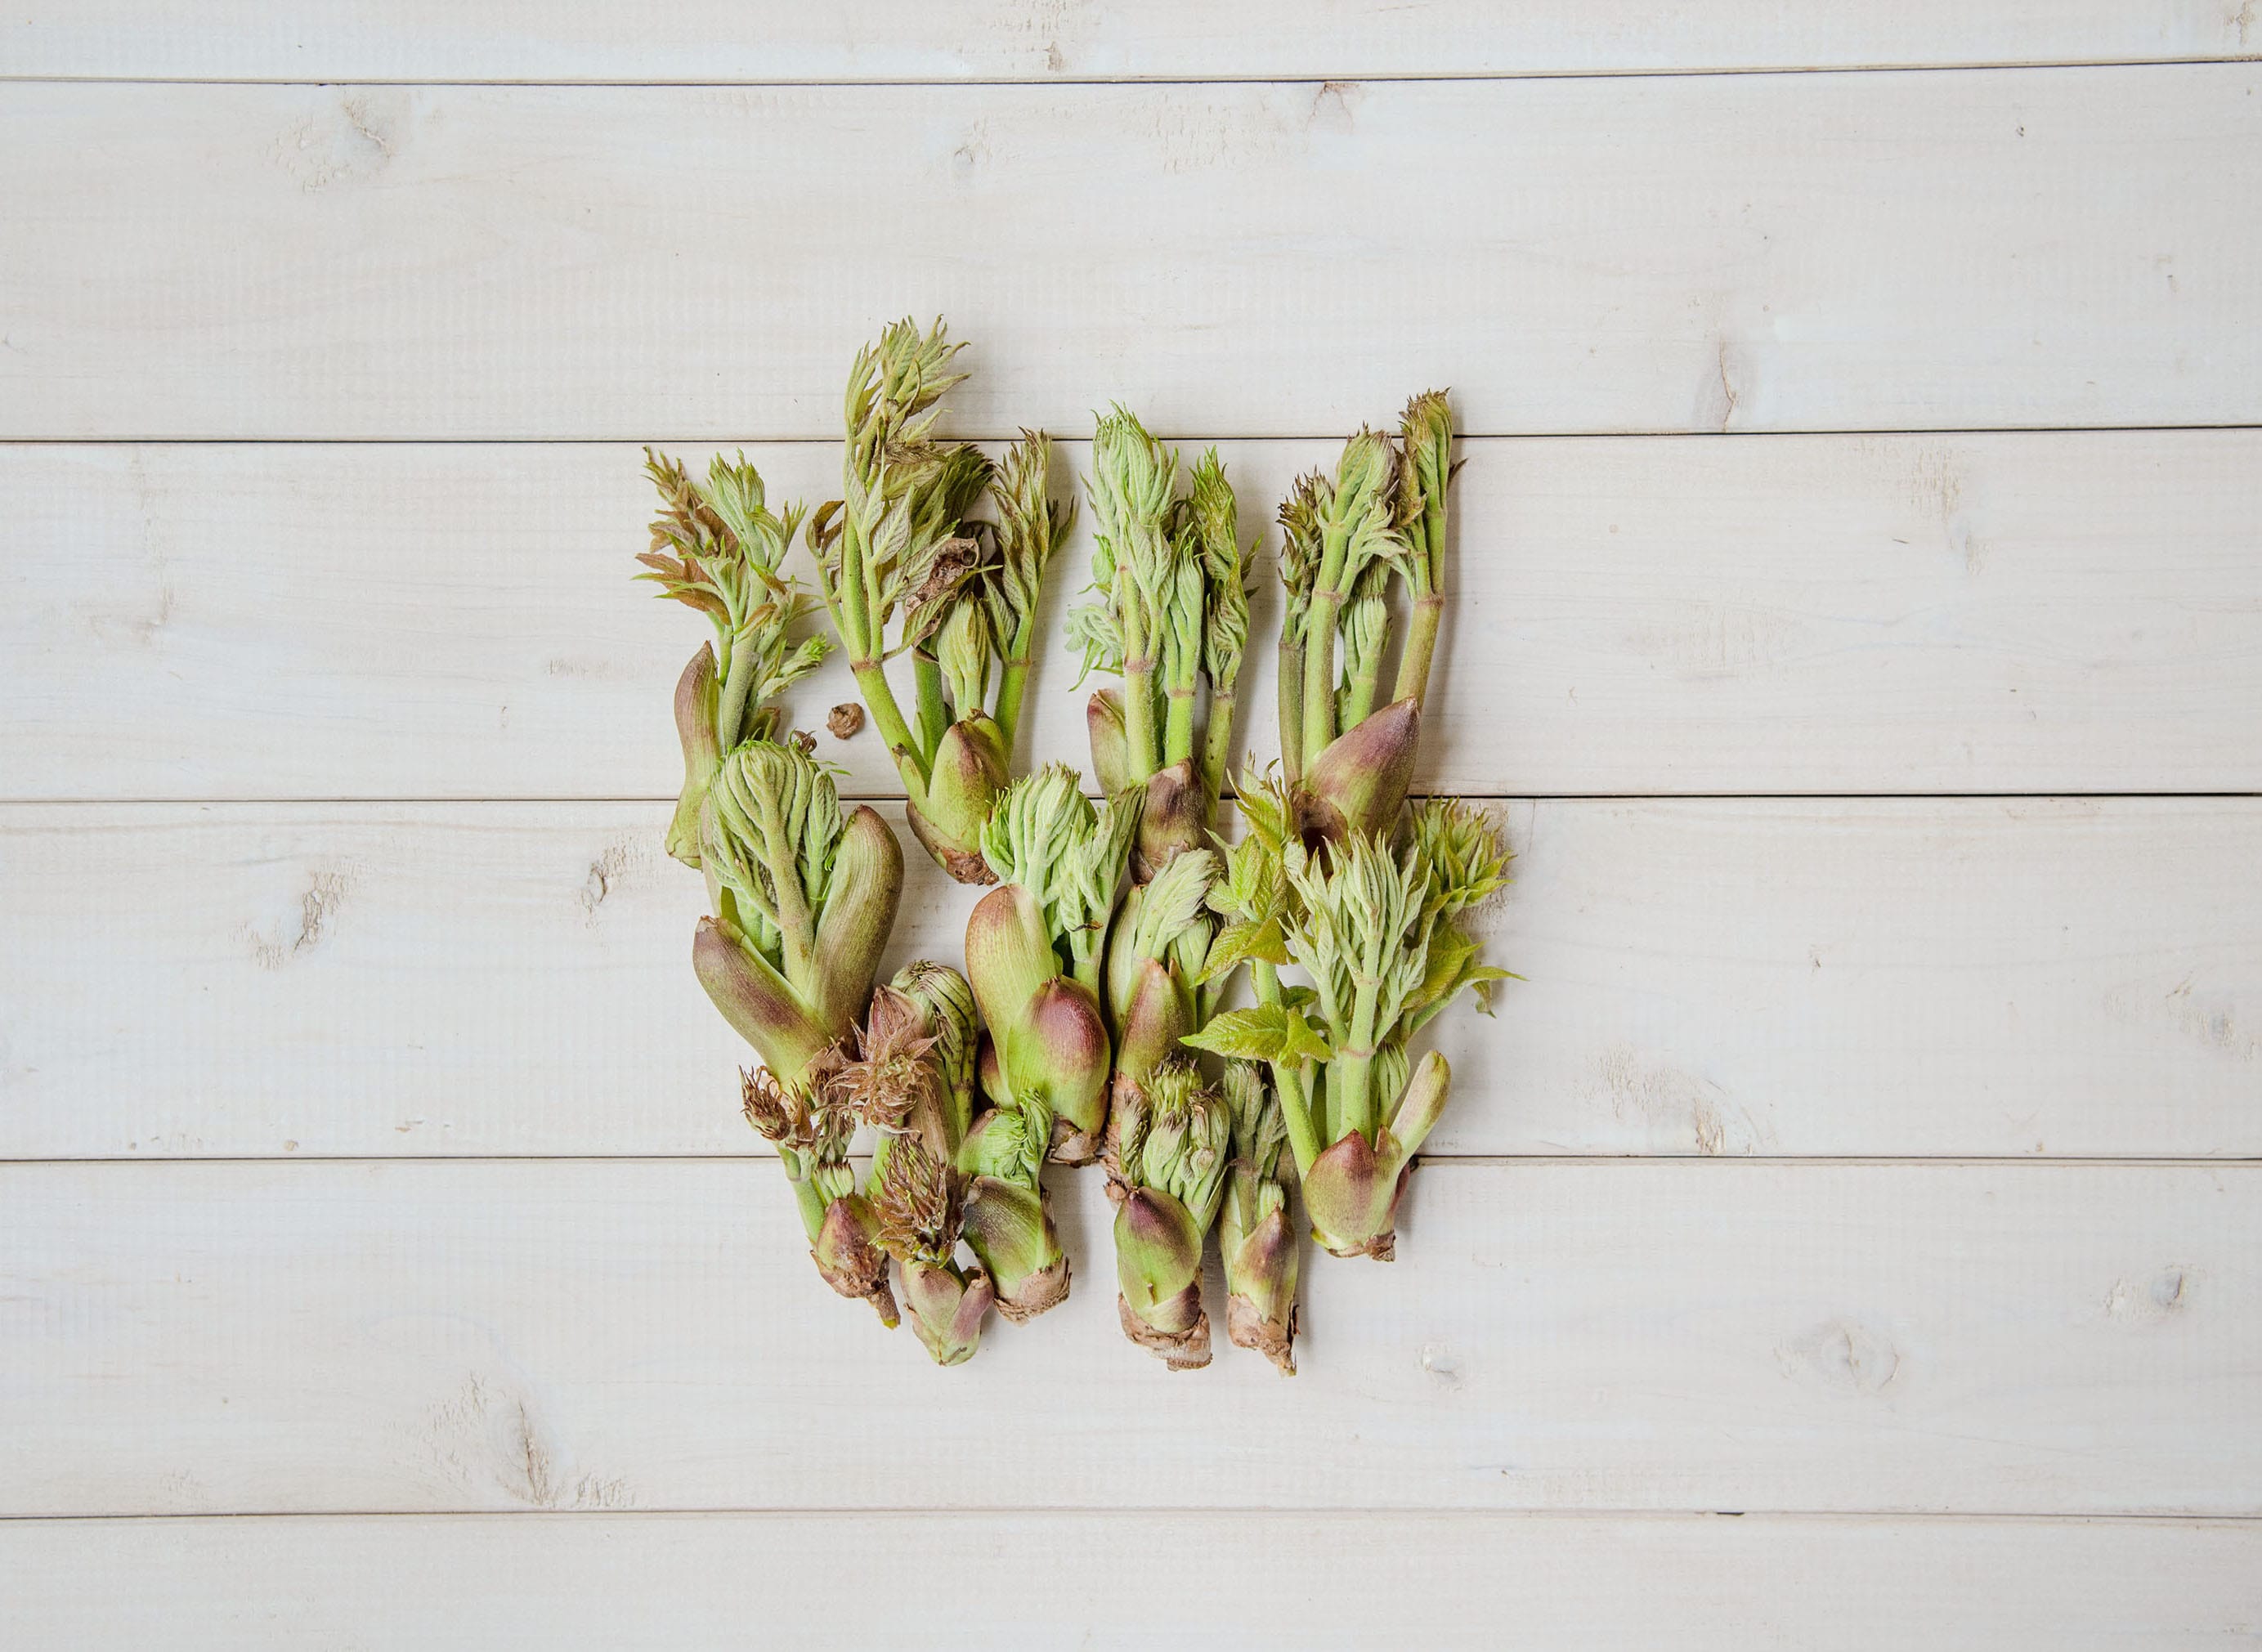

{"left": 827, "top": 703, "right": 865, "bottom": 739}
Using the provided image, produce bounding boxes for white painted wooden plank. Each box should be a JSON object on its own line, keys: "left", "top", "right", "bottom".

{"left": 2, "top": 1160, "right": 2252, "bottom": 1515}
{"left": 7, "top": 2, "right": 2257, "bottom": 83}
{"left": 7, "top": 1513, "right": 2259, "bottom": 1651}
{"left": 11, "top": 432, "right": 2261, "bottom": 802}
{"left": 3, "top": 72, "right": 2256, "bottom": 439}
{"left": 7, "top": 799, "right": 2256, "bottom": 1161}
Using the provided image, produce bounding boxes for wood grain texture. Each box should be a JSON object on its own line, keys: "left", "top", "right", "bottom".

{"left": 4, "top": 70, "right": 2258, "bottom": 440}
{"left": 7, "top": 2, "right": 2259, "bottom": 83}
{"left": 8, "top": 1512, "right": 2260, "bottom": 1651}
{"left": 7, "top": 798, "right": 2258, "bottom": 1160}
{"left": 3, "top": 1159, "right": 2254, "bottom": 1516}
{"left": 11, "top": 432, "right": 2262, "bottom": 802}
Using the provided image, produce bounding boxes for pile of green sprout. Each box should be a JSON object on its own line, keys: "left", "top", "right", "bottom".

{"left": 636, "top": 320, "right": 1508, "bottom": 1371}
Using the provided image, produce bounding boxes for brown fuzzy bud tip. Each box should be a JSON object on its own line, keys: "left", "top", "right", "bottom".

{"left": 740, "top": 1066, "right": 795, "bottom": 1143}
{"left": 834, "top": 985, "right": 941, "bottom": 1137}
{"left": 992, "top": 1253, "right": 1073, "bottom": 1323}
{"left": 827, "top": 703, "right": 865, "bottom": 739}
{"left": 870, "top": 1138, "right": 966, "bottom": 1265}
{"left": 1225, "top": 1294, "right": 1298, "bottom": 1375}
{"left": 1049, "top": 1117, "right": 1102, "bottom": 1167}
{"left": 1118, "top": 1291, "right": 1212, "bottom": 1371}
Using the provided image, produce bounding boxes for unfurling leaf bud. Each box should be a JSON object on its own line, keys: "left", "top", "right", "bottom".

{"left": 1329, "top": 428, "right": 1397, "bottom": 526}
{"left": 890, "top": 960, "right": 981, "bottom": 1146}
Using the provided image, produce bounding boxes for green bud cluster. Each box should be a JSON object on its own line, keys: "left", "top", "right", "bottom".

{"left": 804, "top": 320, "right": 1077, "bottom": 884}
{"left": 1278, "top": 395, "right": 1459, "bottom": 847}
{"left": 1109, "top": 1055, "right": 1231, "bottom": 1369}
{"left": 967, "top": 764, "right": 1140, "bottom": 1165}
{"left": 1074, "top": 410, "right": 1255, "bottom": 879}
{"left": 635, "top": 365, "right": 1512, "bottom": 1374}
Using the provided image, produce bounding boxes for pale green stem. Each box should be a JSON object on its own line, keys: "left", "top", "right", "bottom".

{"left": 1199, "top": 686, "right": 1237, "bottom": 802}
{"left": 755, "top": 787, "right": 819, "bottom": 992}
{"left": 1164, "top": 682, "right": 1198, "bottom": 768}
{"left": 714, "top": 633, "right": 755, "bottom": 754}
{"left": 1298, "top": 519, "right": 1355, "bottom": 767}
{"left": 1277, "top": 631, "right": 1305, "bottom": 788}
{"left": 995, "top": 655, "right": 1032, "bottom": 752}
{"left": 853, "top": 660, "right": 929, "bottom": 799}
{"left": 782, "top": 1151, "right": 828, "bottom": 1244}
{"left": 1253, "top": 960, "right": 1322, "bottom": 1175}
{"left": 1333, "top": 974, "right": 1382, "bottom": 1144}
{"left": 913, "top": 650, "right": 948, "bottom": 763}
{"left": 835, "top": 514, "right": 929, "bottom": 793}
{"left": 1122, "top": 621, "right": 1160, "bottom": 783}
{"left": 1392, "top": 583, "right": 1446, "bottom": 711}
{"left": 1341, "top": 648, "right": 1380, "bottom": 732}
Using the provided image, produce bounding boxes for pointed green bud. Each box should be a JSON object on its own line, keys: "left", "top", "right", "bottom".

{"left": 1221, "top": 1059, "right": 1287, "bottom": 1179}
{"left": 1104, "top": 880, "right": 1148, "bottom": 1028}
{"left": 900, "top": 1259, "right": 993, "bottom": 1366}
{"left": 1397, "top": 390, "right": 1454, "bottom": 568}
{"left": 811, "top": 1193, "right": 900, "bottom": 1327}
{"left": 1386, "top": 1050, "right": 1453, "bottom": 1160}
{"left": 890, "top": 960, "right": 979, "bottom": 1144}
{"left": 1135, "top": 759, "right": 1210, "bottom": 880}
{"left": 1221, "top": 1192, "right": 1298, "bottom": 1375}
{"left": 961, "top": 1175, "right": 1070, "bottom": 1322}
{"left": 1113, "top": 957, "right": 1192, "bottom": 1090}
{"left": 1134, "top": 1059, "right": 1231, "bottom": 1230}
{"left": 1086, "top": 688, "right": 1132, "bottom": 793}
{"left": 1008, "top": 977, "right": 1112, "bottom": 1163}
{"left": 1296, "top": 696, "right": 1422, "bottom": 848}
{"left": 692, "top": 917, "right": 834, "bottom": 1090}
{"left": 1330, "top": 428, "right": 1397, "bottom": 524}
{"left": 810, "top": 804, "right": 904, "bottom": 1036}
{"left": 907, "top": 714, "right": 1009, "bottom": 884}
{"left": 1301, "top": 1128, "right": 1409, "bottom": 1260}
{"left": 965, "top": 884, "right": 1062, "bottom": 1033}
{"left": 1371, "top": 1040, "right": 1411, "bottom": 1131}
{"left": 666, "top": 643, "right": 721, "bottom": 867}
{"left": 961, "top": 1089, "right": 1053, "bottom": 1189}
{"left": 1090, "top": 406, "right": 1179, "bottom": 570}
{"left": 936, "top": 600, "right": 993, "bottom": 720}
{"left": 1113, "top": 1186, "right": 1211, "bottom": 1370}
